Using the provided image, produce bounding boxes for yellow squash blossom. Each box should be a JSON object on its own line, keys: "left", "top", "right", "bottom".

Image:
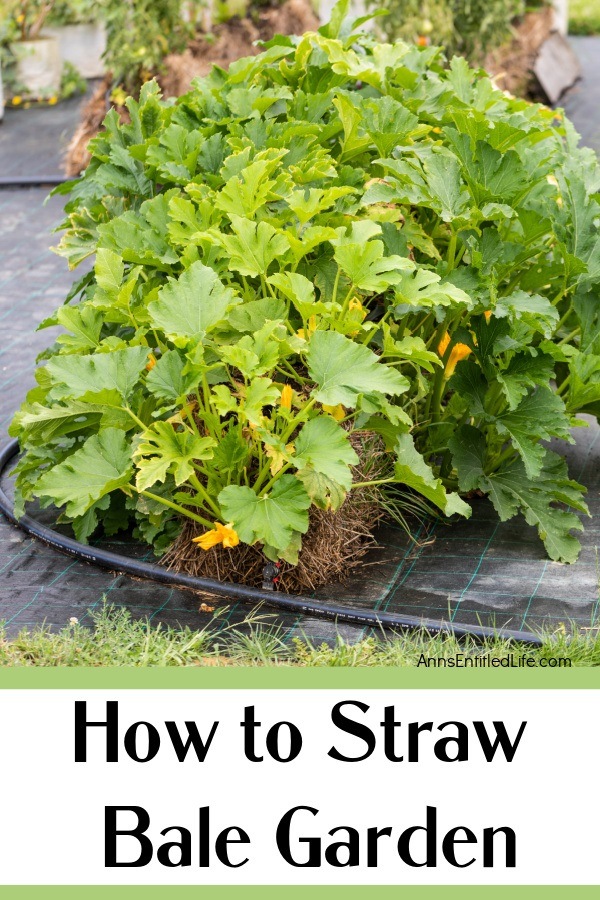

{"left": 279, "top": 384, "right": 293, "bottom": 410}
{"left": 193, "top": 522, "right": 240, "bottom": 550}
{"left": 146, "top": 352, "right": 157, "bottom": 371}
{"left": 484, "top": 310, "right": 492, "bottom": 322}
{"left": 437, "top": 331, "right": 472, "bottom": 377}
{"left": 437, "top": 331, "right": 451, "bottom": 357}
{"left": 323, "top": 403, "right": 346, "bottom": 422}
{"left": 296, "top": 315, "right": 317, "bottom": 341}
{"left": 12, "top": 96, "right": 22, "bottom": 106}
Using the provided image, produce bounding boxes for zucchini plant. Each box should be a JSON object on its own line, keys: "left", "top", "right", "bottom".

{"left": 11, "top": 1, "right": 600, "bottom": 567}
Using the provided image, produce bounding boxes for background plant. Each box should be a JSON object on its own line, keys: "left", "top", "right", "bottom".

{"left": 367, "top": 0, "right": 527, "bottom": 62}
{"left": 0, "top": 0, "right": 57, "bottom": 41}
{"left": 10, "top": 0, "right": 600, "bottom": 568}
{"left": 46, "top": 0, "right": 99, "bottom": 26}
{"left": 99, "top": 0, "right": 195, "bottom": 95}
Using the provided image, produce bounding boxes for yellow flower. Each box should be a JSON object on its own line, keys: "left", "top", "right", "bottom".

{"left": 16, "top": 13, "right": 25, "bottom": 23}
{"left": 110, "top": 87, "right": 128, "bottom": 106}
{"left": 279, "top": 384, "right": 293, "bottom": 410}
{"left": 48, "top": 96, "right": 58, "bottom": 105}
{"left": 437, "top": 331, "right": 451, "bottom": 358}
{"left": 484, "top": 310, "right": 492, "bottom": 323}
{"left": 323, "top": 403, "right": 345, "bottom": 422}
{"left": 445, "top": 344, "right": 472, "bottom": 377}
{"left": 296, "top": 315, "right": 317, "bottom": 341}
{"left": 11, "top": 96, "right": 22, "bottom": 106}
{"left": 145, "top": 352, "right": 157, "bottom": 371}
{"left": 437, "top": 332, "right": 472, "bottom": 376}
{"left": 193, "top": 522, "right": 240, "bottom": 550}
{"left": 348, "top": 297, "right": 362, "bottom": 312}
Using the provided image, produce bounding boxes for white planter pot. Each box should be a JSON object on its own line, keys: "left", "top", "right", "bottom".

{"left": 43, "top": 23, "right": 107, "bottom": 79}
{"left": 9, "top": 36, "right": 62, "bottom": 96}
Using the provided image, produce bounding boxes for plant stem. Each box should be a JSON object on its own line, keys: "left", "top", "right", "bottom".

{"left": 446, "top": 232, "right": 457, "bottom": 271}
{"left": 423, "top": 322, "right": 448, "bottom": 422}
{"left": 280, "top": 396, "right": 316, "bottom": 444}
{"left": 350, "top": 477, "right": 395, "bottom": 490}
{"left": 259, "top": 462, "right": 293, "bottom": 496}
{"left": 136, "top": 488, "right": 214, "bottom": 528}
{"left": 124, "top": 407, "right": 148, "bottom": 431}
{"left": 331, "top": 265, "right": 341, "bottom": 307}
{"left": 189, "top": 472, "right": 221, "bottom": 517}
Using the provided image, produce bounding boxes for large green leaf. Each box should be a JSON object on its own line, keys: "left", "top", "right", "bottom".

{"left": 94, "top": 248, "right": 124, "bottom": 297}
{"left": 331, "top": 221, "right": 412, "bottom": 291}
{"left": 495, "top": 388, "right": 572, "bottom": 479}
{"left": 269, "top": 272, "right": 332, "bottom": 319}
{"left": 484, "top": 455, "right": 588, "bottom": 564}
{"left": 228, "top": 298, "right": 287, "bottom": 333}
{"left": 566, "top": 351, "right": 600, "bottom": 415}
{"left": 214, "top": 156, "right": 281, "bottom": 218}
{"left": 34, "top": 428, "right": 133, "bottom": 518}
{"left": 422, "top": 151, "right": 469, "bottom": 222}
{"left": 448, "top": 424, "right": 487, "bottom": 493}
{"left": 145, "top": 349, "right": 203, "bottom": 404}
{"left": 219, "top": 476, "right": 311, "bottom": 556}
{"left": 134, "top": 422, "right": 216, "bottom": 490}
{"left": 10, "top": 400, "right": 105, "bottom": 443}
{"left": 394, "top": 433, "right": 471, "bottom": 517}
{"left": 293, "top": 416, "right": 358, "bottom": 490}
{"left": 307, "top": 330, "right": 409, "bottom": 407}
{"left": 294, "top": 468, "right": 347, "bottom": 511}
{"left": 449, "top": 426, "right": 588, "bottom": 563}
{"left": 148, "top": 261, "right": 238, "bottom": 342}
{"left": 55, "top": 305, "right": 103, "bottom": 352}
{"left": 213, "top": 215, "right": 289, "bottom": 277}
{"left": 494, "top": 291, "right": 559, "bottom": 338}
{"left": 46, "top": 346, "right": 149, "bottom": 402}
{"left": 242, "top": 377, "right": 281, "bottom": 426}
{"left": 393, "top": 269, "right": 472, "bottom": 312}
{"left": 496, "top": 353, "right": 555, "bottom": 410}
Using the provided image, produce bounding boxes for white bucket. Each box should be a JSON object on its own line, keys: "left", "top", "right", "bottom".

{"left": 43, "top": 23, "right": 107, "bottom": 79}
{"left": 9, "top": 36, "right": 62, "bottom": 96}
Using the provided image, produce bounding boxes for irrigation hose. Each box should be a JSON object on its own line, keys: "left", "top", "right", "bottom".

{"left": 0, "top": 176, "right": 68, "bottom": 189}
{"left": 0, "top": 438, "right": 543, "bottom": 645}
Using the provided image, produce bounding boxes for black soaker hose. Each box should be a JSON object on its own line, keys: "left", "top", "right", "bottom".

{"left": 0, "top": 438, "right": 543, "bottom": 644}
{"left": 0, "top": 176, "right": 68, "bottom": 189}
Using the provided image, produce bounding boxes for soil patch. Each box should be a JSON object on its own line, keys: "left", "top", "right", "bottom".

{"left": 485, "top": 6, "right": 556, "bottom": 99}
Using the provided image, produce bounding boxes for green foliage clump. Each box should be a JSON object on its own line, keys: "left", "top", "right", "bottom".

{"left": 46, "top": 0, "right": 99, "bottom": 26}
{"left": 100, "top": 0, "right": 193, "bottom": 95}
{"left": 368, "top": 0, "right": 526, "bottom": 62}
{"left": 10, "top": 2, "right": 600, "bottom": 569}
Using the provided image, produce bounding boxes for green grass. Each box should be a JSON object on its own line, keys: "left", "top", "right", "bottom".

{"left": 2, "top": 603, "right": 600, "bottom": 666}
{"left": 570, "top": 0, "right": 600, "bottom": 35}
